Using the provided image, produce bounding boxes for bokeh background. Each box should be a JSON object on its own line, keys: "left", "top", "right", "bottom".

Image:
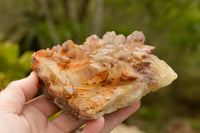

{"left": 0, "top": 0, "right": 200, "bottom": 132}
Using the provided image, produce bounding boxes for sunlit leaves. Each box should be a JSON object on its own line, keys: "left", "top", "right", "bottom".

{"left": 0, "top": 41, "right": 32, "bottom": 89}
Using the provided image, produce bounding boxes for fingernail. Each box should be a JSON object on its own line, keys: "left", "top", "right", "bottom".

{"left": 29, "top": 71, "right": 34, "bottom": 76}
{"left": 98, "top": 116, "right": 105, "bottom": 123}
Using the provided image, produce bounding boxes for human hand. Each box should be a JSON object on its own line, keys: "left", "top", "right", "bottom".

{"left": 0, "top": 72, "right": 140, "bottom": 133}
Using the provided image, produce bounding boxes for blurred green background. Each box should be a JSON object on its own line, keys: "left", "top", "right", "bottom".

{"left": 0, "top": 0, "right": 200, "bottom": 132}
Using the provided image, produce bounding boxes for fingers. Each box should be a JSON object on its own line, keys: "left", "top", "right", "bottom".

{"left": 82, "top": 117, "right": 105, "bottom": 133}
{"left": 51, "top": 112, "right": 86, "bottom": 133}
{"left": 0, "top": 71, "right": 39, "bottom": 114}
{"left": 25, "top": 95, "right": 61, "bottom": 117}
{"left": 50, "top": 101, "right": 140, "bottom": 133}
{"left": 102, "top": 101, "right": 140, "bottom": 133}
{"left": 79, "top": 101, "right": 140, "bottom": 133}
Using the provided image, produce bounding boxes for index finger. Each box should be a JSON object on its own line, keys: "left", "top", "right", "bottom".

{"left": 0, "top": 71, "right": 39, "bottom": 114}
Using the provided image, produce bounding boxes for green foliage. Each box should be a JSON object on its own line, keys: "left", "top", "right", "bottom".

{"left": 48, "top": 110, "right": 63, "bottom": 121}
{"left": 0, "top": 41, "right": 32, "bottom": 89}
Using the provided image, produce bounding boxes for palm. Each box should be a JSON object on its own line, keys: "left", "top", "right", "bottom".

{"left": 0, "top": 72, "right": 140, "bottom": 133}
{"left": 0, "top": 113, "right": 29, "bottom": 133}
{"left": 0, "top": 96, "right": 83, "bottom": 133}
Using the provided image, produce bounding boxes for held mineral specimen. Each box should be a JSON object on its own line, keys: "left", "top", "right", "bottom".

{"left": 32, "top": 31, "right": 177, "bottom": 119}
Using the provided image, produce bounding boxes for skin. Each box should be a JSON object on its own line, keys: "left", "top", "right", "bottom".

{"left": 0, "top": 72, "right": 140, "bottom": 133}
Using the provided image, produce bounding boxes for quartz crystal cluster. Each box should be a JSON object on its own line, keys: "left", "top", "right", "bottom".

{"left": 32, "top": 31, "right": 177, "bottom": 119}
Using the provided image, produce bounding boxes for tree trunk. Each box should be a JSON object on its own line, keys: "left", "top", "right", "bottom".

{"left": 78, "top": 0, "right": 90, "bottom": 22}
{"left": 38, "top": 0, "right": 60, "bottom": 44}
{"left": 62, "top": 0, "right": 70, "bottom": 19}
{"left": 92, "top": 0, "right": 104, "bottom": 35}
